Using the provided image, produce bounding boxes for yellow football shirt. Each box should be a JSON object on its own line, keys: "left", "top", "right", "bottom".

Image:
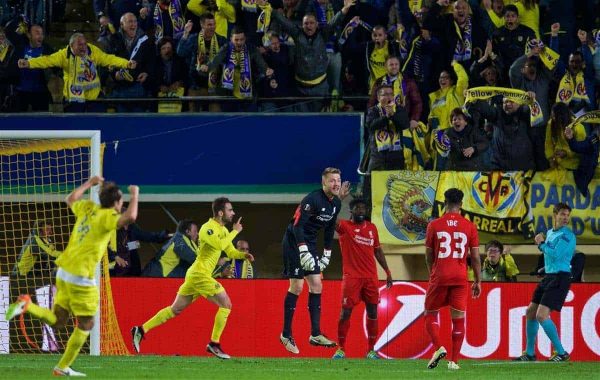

{"left": 56, "top": 200, "right": 120, "bottom": 279}
{"left": 189, "top": 218, "right": 245, "bottom": 275}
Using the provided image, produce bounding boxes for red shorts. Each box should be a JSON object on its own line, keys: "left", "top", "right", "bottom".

{"left": 425, "top": 283, "right": 468, "bottom": 312}
{"left": 341, "top": 277, "right": 380, "bottom": 308}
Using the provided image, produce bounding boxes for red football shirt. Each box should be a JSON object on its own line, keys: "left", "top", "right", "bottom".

{"left": 425, "top": 212, "right": 479, "bottom": 286}
{"left": 336, "top": 219, "right": 380, "bottom": 279}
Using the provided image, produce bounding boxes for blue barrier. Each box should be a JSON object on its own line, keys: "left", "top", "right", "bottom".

{"left": 2, "top": 113, "right": 363, "bottom": 192}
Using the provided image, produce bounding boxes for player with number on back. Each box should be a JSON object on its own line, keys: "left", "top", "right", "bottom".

{"left": 424, "top": 188, "right": 481, "bottom": 371}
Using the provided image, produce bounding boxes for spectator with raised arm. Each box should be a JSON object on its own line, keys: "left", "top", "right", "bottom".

{"left": 18, "top": 32, "right": 136, "bottom": 112}
{"left": 265, "top": 0, "right": 355, "bottom": 112}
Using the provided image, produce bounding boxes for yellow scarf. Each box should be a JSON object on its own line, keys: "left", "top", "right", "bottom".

{"left": 465, "top": 86, "right": 544, "bottom": 127}
{"left": 375, "top": 104, "right": 402, "bottom": 152}
{"left": 197, "top": 32, "right": 220, "bottom": 93}
{"left": 572, "top": 110, "right": 600, "bottom": 125}
{"left": 382, "top": 74, "right": 404, "bottom": 107}
{"left": 403, "top": 121, "right": 430, "bottom": 170}
{"left": 526, "top": 40, "right": 560, "bottom": 70}
{"left": 409, "top": 0, "right": 422, "bottom": 14}
{"left": 0, "top": 41, "right": 9, "bottom": 62}
{"left": 557, "top": 71, "right": 589, "bottom": 105}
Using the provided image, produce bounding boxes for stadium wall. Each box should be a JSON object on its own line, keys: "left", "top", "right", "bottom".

{"left": 0, "top": 113, "right": 363, "bottom": 196}
{"left": 111, "top": 278, "right": 600, "bottom": 361}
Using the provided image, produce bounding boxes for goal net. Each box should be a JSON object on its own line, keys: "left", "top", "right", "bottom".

{"left": 0, "top": 130, "right": 128, "bottom": 356}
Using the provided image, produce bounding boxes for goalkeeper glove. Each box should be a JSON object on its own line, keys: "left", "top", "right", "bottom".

{"left": 299, "top": 244, "right": 315, "bottom": 271}
{"left": 319, "top": 249, "right": 331, "bottom": 271}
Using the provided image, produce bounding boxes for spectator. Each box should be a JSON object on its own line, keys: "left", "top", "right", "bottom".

{"left": 491, "top": 4, "right": 536, "bottom": 79}
{"left": 177, "top": 15, "right": 226, "bottom": 112}
{"left": 107, "top": 12, "right": 154, "bottom": 113}
{"left": 142, "top": 0, "right": 186, "bottom": 42}
{"left": 368, "top": 56, "right": 422, "bottom": 128}
{"left": 565, "top": 120, "right": 600, "bottom": 197}
{"left": 469, "top": 41, "right": 505, "bottom": 87}
{"left": 401, "top": 27, "right": 443, "bottom": 121}
{"left": 554, "top": 30, "right": 595, "bottom": 114}
{"left": 186, "top": 0, "right": 236, "bottom": 39}
{"left": 154, "top": 37, "right": 187, "bottom": 102}
{"left": 509, "top": 24, "right": 558, "bottom": 125}
{"left": 266, "top": 0, "right": 355, "bottom": 112}
{"left": 366, "top": 84, "right": 410, "bottom": 171}
{"left": 481, "top": 0, "right": 505, "bottom": 29}
{"left": 428, "top": 61, "right": 468, "bottom": 131}
{"left": 473, "top": 240, "right": 519, "bottom": 282}
{"left": 304, "top": 0, "right": 344, "bottom": 95}
{"left": 545, "top": 102, "right": 586, "bottom": 171}
{"left": 18, "top": 32, "right": 136, "bottom": 112}
{"left": 364, "top": 25, "right": 398, "bottom": 94}
{"left": 109, "top": 221, "right": 171, "bottom": 277}
{"left": 467, "top": 96, "right": 536, "bottom": 171}
{"left": 142, "top": 219, "right": 199, "bottom": 278}
{"left": 94, "top": 0, "right": 142, "bottom": 27}
{"left": 512, "top": 0, "right": 540, "bottom": 39}
{"left": 0, "top": 27, "right": 19, "bottom": 112}
{"left": 213, "top": 240, "right": 255, "bottom": 279}
{"left": 445, "top": 107, "right": 489, "bottom": 171}
{"left": 424, "top": 0, "right": 492, "bottom": 69}
{"left": 12, "top": 24, "right": 54, "bottom": 112}
{"left": 259, "top": 33, "right": 293, "bottom": 111}
{"left": 199, "top": 27, "right": 273, "bottom": 111}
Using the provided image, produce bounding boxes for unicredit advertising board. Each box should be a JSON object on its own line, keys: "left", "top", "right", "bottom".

{"left": 112, "top": 279, "right": 600, "bottom": 361}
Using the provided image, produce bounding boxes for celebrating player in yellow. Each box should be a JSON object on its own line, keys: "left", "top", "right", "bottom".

{"left": 5, "top": 176, "right": 139, "bottom": 376}
{"left": 132, "top": 197, "right": 254, "bottom": 359}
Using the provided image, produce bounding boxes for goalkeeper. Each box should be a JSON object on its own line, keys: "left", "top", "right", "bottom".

{"left": 6, "top": 176, "right": 139, "bottom": 376}
{"left": 279, "top": 167, "right": 349, "bottom": 354}
{"left": 132, "top": 197, "right": 254, "bottom": 359}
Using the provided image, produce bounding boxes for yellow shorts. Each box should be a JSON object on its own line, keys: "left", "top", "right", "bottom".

{"left": 54, "top": 278, "right": 99, "bottom": 317}
{"left": 177, "top": 269, "right": 224, "bottom": 299}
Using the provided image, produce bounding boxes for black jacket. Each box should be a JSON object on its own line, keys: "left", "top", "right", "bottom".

{"left": 467, "top": 100, "right": 535, "bottom": 171}
{"left": 445, "top": 123, "right": 490, "bottom": 171}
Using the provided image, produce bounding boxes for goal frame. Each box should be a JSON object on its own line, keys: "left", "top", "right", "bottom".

{"left": 0, "top": 130, "right": 102, "bottom": 355}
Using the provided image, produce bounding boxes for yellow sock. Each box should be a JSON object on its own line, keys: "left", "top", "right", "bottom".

{"left": 210, "top": 307, "right": 231, "bottom": 343}
{"left": 142, "top": 307, "right": 175, "bottom": 333}
{"left": 27, "top": 303, "right": 57, "bottom": 325}
{"left": 57, "top": 327, "right": 89, "bottom": 369}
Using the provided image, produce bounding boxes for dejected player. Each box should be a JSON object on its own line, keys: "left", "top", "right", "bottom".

{"left": 279, "top": 167, "right": 349, "bottom": 354}
{"left": 332, "top": 198, "right": 393, "bottom": 359}
{"left": 424, "top": 188, "right": 481, "bottom": 370}
{"left": 5, "top": 176, "right": 139, "bottom": 376}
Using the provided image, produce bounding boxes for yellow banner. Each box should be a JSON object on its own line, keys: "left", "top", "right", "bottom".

{"left": 531, "top": 170, "right": 600, "bottom": 242}
{"left": 372, "top": 171, "right": 440, "bottom": 245}
{"left": 433, "top": 171, "right": 535, "bottom": 238}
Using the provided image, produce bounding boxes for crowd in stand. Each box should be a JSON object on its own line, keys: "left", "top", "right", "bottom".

{"left": 1, "top": 0, "right": 600, "bottom": 178}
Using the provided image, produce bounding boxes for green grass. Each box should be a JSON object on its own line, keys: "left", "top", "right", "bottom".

{"left": 1, "top": 355, "right": 599, "bottom": 379}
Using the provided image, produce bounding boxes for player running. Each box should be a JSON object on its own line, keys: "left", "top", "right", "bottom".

{"left": 6, "top": 176, "right": 139, "bottom": 376}
{"left": 132, "top": 197, "right": 254, "bottom": 359}
{"left": 424, "top": 188, "right": 481, "bottom": 370}
{"left": 332, "top": 198, "right": 393, "bottom": 359}
{"left": 280, "top": 167, "right": 349, "bottom": 354}
{"left": 514, "top": 203, "right": 575, "bottom": 362}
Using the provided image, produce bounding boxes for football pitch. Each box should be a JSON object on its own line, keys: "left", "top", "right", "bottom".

{"left": 2, "top": 355, "right": 599, "bottom": 379}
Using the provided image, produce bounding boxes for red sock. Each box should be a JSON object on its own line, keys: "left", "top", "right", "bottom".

{"left": 366, "top": 317, "right": 378, "bottom": 351}
{"left": 451, "top": 317, "right": 465, "bottom": 363}
{"left": 338, "top": 317, "right": 351, "bottom": 351}
{"left": 425, "top": 312, "right": 441, "bottom": 349}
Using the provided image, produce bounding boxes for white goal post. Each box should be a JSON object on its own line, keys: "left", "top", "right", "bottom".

{"left": 0, "top": 130, "right": 102, "bottom": 356}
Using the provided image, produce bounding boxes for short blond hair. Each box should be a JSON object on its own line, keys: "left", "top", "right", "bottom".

{"left": 322, "top": 167, "right": 341, "bottom": 177}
